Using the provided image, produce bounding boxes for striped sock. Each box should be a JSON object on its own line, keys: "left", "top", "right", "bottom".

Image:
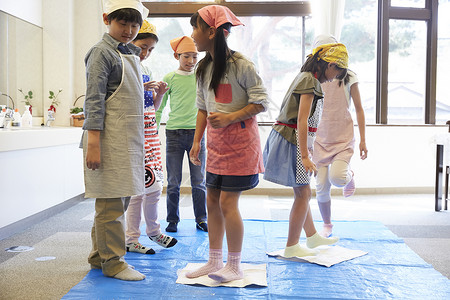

{"left": 185, "top": 248, "right": 223, "bottom": 278}
{"left": 208, "top": 252, "right": 244, "bottom": 283}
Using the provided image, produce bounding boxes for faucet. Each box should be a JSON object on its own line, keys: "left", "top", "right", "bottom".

{"left": 3, "top": 108, "right": 13, "bottom": 128}
{"left": 46, "top": 110, "right": 55, "bottom": 127}
{"left": 0, "top": 92, "right": 15, "bottom": 110}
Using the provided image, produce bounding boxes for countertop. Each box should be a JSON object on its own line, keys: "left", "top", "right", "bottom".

{"left": 0, "top": 126, "right": 83, "bottom": 152}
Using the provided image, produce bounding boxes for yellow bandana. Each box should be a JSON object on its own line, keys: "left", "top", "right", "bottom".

{"left": 138, "top": 20, "right": 157, "bottom": 36}
{"left": 311, "top": 43, "right": 348, "bottom": 69}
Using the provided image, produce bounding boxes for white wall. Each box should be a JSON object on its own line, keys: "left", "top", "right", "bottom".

{"left": 42, "top": 0, "right": 74, "bottom": 127}
{"left": 158, "top": 125, "right": 446, "bottom": 194}
{"left": 73, "top": 0, "right": 104, "bottom": 107}
{"left": 42, "top": 0, "right": 104, "bottom": 127}
{"left": 0, "top": 0, "right": 42, "bottom": 27}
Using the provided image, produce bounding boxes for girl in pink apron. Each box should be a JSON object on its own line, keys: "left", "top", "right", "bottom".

{"left": 125, "top": 21, "right": 177, "bottom": 255}
{"left": 263, "top": 43, "right": 349, "bottom": 258}
{"left": 311, "top": 35, "right": 368, "bottom": 238}
{"left": 186, "top": 5, "right": 269, "bottom": 283}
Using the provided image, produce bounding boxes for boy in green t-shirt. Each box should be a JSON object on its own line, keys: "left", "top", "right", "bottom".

{"left": 156, "top": 36, "right": 207, "bottom": 233}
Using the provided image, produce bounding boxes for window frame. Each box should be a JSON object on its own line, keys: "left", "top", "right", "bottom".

{"left": 142, "top": 1, "right": 311, "bottom": 62}
{"left": 377, "top": 0, "right": 438, "bottom": 124}
{"left": 143, "top": 1, "right": 311, "bottom": 17}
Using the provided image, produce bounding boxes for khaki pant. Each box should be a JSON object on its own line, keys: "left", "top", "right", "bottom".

{"left": 88, "top": 197, "right": 130, "bottom": 277}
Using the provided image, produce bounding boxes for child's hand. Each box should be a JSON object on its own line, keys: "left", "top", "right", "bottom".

{"left": 207, "top": 112, "right": 231, "bottom": 128}
{"left": 302, "top": 157, "right": 317, "bottom": 176}
{"left": 144, "top": 81, "right": 159, "bottom": 91}
{"left": 359, "top": 141, "right": 368, "bottom": 160}
{"left": 86, "top": 130, "right": 101, "bottom": 170}
{"left": 189, "top": 143, "right": 201, "bottom": 166}
{"left": 155, "top": 81, "right": 169, "bottom": 96}
{"left": 153, "top": 82, "right": 169, "bottom": 110}
{"left": 86, "top": 146, "right": 101, "bottom": 170}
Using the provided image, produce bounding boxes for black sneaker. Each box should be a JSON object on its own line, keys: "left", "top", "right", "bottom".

{"left": 196, "top": 221, "right": 208, "bottom": 232}
{"left": 166, "top": 222, "right": 178, "bottom": 232}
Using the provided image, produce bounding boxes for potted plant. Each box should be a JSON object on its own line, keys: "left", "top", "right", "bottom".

{"left": 18, "top": 89, "right": 33, "bottom": 113}
{"left": 70, "top": 94, "right": 85, "bottom": 127}
{"left": 48, "top": 89, "right": 62, "bottom": 112}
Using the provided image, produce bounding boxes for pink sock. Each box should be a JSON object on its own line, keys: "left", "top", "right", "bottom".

{"left": 185, "top": 249, "right": 223, "bottom": 278}
{"left": 208, "top": 252, "right": 244, "bottom": 283}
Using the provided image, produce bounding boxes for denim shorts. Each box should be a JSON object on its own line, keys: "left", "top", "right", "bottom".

{"left": 206, "top": 172, "right": 259, "bottom": 192}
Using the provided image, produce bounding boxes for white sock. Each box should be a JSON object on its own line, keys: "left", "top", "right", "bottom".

{"left": 113, "top": 267, "right": 145, "bottom": 281}
{"left": 284, "top": 244, "right": 318, "bottom": 258}
{"left": 320, "top": 223, "right": 333, "bottom": 238}
{"left": 208, "top": 252, "right": 243, "bottom": 283}
{"left": 306, "top": 232, "right": 339, "bottom": 248}
{"left": 186, "top": 249, "right": 223, "bottom": 278}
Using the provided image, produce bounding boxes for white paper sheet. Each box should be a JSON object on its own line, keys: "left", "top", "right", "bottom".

{"left": 267, "top": 245, "right": 368, "bottom": 267}
{"left": 176, "top": 263, "right": 267, "bottom": 287}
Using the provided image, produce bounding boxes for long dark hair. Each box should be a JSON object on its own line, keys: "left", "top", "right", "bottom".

{"left": 190, "top": 12, "right": 232, "bottom": 93}
{"left": 338, "top": 70, "right": 353, "bottom": 86}
{"left": 301, "top": 51, "right": 329, "bottom": 79}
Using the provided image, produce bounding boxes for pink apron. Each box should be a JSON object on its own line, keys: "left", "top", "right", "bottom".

{"left": 206, "top": 116, "right": 264, "bottom": 176}
{"left": 313, "top": 81, "right": 355, "bottom": 169}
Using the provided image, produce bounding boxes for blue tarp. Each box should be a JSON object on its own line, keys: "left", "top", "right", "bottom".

{"left": 63, "top": 220, "right": 450, "bottom": 299}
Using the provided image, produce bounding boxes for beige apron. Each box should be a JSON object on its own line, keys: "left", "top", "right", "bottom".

{"left": 83, "top": 52, "right": 145, "bottom": 198}
{"left": 313, "top": 80, "right": 354, "bottom": 169}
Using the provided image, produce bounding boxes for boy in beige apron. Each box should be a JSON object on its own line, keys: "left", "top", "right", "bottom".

{"left": 82, "top": 0, "right": 148, "bottom": 281}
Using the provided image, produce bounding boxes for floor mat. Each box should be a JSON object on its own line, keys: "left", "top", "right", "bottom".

{"left": 63, "top": 220, "right": 450, "bottom": 299}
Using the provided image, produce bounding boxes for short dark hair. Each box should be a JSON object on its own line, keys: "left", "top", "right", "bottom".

{"left": 107, "top": 8, "right": 143, "bottom": 27}
{"left": 134, "top": 32, "right": 158, "bottom": 43}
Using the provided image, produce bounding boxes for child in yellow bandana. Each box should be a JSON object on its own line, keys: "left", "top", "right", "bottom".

{"left": 125, "top": 21, "right": 177, "bottom": 255}
{"left": 263, "top": 42, "right": 349, "bottom": 258}
{"left": 311, "top": 35, "right": 368, "bottom": 238}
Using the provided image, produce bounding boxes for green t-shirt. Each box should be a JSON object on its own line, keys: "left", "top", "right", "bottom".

{"left": 156, "top": 70, "right": 198, "bottom": 130}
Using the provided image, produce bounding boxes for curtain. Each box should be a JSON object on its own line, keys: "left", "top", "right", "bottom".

{"left": 311, "top": 0, "right": 346, "bottom": 41}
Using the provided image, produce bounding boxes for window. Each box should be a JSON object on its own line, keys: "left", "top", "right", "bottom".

{"left": 387, "top": 19, "right": 427, "bottom": 124}
{"left": 376, "top": 0, "right": 438, "bottom": 124}
{"left": 436, "top": 0, "right": 450, "bottom": 124}
{"left": 143, "top": 0, "right": 441, "bottom": 125}
{"left": 340, "top": 0, "right": 378, "bottom": 124}
{"left": 143, "top": 1, "right": 311, "bottom": 123}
